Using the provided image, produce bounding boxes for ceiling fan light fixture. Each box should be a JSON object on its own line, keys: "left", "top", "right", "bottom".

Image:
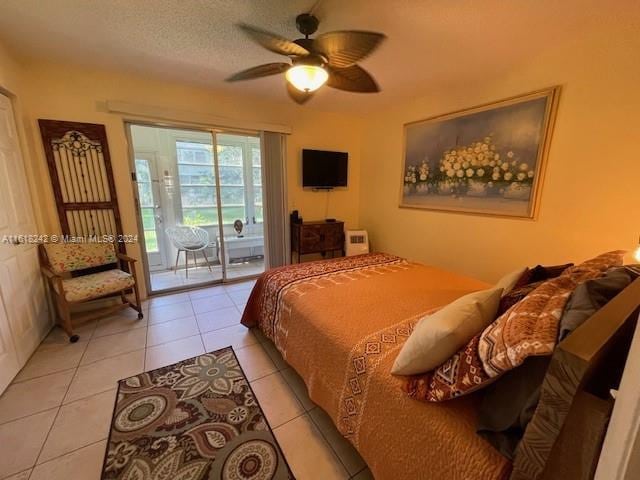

{"left": 285, "top": 64, "right": 328, "bottom": 92}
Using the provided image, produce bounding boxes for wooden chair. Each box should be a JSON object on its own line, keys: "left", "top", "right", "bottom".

{"left": 38, "top": 242, "right": 143, "bottom": 342}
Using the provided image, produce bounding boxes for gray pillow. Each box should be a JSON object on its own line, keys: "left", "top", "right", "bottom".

{"left": 558, "top": 267, "right": 634, "bottom": 341}
{"left": 477, "top": 267, "right": 634, "bottom": 459}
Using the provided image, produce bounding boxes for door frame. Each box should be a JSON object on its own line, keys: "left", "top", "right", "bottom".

{"left": 133, "top": 151, "right": 167, "bottom": 271}
{"left": 124, "top": 119, "right": 265, "bottom": 296}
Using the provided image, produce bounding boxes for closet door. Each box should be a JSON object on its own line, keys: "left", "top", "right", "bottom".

{"left": 0, "top": 94, "right": 49, "bottom": 392}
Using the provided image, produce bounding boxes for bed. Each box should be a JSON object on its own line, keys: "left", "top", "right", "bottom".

{"left": 240, "top": 252, "right": 639, "bottom": 480}
{"left": 241, "top": 253, "right": 511, "bottom": 479}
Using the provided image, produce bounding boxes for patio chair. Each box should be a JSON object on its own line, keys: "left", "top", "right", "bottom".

{"left": 165, "top": 226, "right": 212, "bottom": 278}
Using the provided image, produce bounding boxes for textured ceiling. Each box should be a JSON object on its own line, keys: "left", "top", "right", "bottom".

{"left": 0, "top": 0, "right": 635, "bottom": 111}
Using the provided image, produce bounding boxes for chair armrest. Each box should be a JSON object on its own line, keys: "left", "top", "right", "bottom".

{"left": 117, "top": 253, "right": 137, "bottom": 264}
{"left": 40, "top": 265, "right": 59, "bottom": 279}
{"left": 41, "top": 265, "right": 64, "bottom": 292}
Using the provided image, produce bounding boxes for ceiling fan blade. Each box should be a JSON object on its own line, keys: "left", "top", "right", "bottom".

{"left": 286, "top": 82, "right": 314, "bottom": 104}
{"left": 315, "top": 31, "right": 386, "bottom": 68}
{"left": 226, "top": 63, "right": 290, "bottom": 82}
{"left": 238, "top": 24, "right": 310, "bottom": 57}
{"left": 327, "top": 64, "right": 380, "bottom": 93}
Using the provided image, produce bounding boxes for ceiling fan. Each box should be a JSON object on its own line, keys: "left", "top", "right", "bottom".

{"left": 226, "top": 13, "right": 386, "bottom": 104}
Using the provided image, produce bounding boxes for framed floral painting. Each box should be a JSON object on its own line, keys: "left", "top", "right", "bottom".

{"left": 400, "top": 87, "right": 560, "bottom": 218}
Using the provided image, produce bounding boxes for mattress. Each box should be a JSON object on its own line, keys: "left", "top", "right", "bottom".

{"left": 241, "top": 253, "right": 511, "bottom": 480}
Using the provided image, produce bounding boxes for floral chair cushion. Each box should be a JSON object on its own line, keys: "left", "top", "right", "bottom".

{"left": 54, "top": 269, "right": 134, "bottom": 302}
{"left": 45, "top": 243, "right": 118, "bottom": 274}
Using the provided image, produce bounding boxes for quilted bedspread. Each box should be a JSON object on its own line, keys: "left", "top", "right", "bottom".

{"left": 241, "top": 253, "right": 511, "bottom": 480}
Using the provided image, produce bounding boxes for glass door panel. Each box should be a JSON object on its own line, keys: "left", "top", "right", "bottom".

{"left": 134, "top": 154, "right": 165, "bottom": 270}
{"left": 130, "top": 125, "right": 224, "bottom": 293}
{"left": 216, "top": 133, "right": 265, "bottom": 280}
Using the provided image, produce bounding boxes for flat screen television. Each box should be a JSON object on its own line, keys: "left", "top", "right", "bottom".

{"left": 302, "top": 149, "right": 348, "bottom": 188}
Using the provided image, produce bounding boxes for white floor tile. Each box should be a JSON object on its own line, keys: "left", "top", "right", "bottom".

{"left": 39, "top": 390, "right": 115, "bottom": 463}
{"left": 81, "top": 328, "right": 147, "bottom": 365}
{"left": 144, "top": 292, "right": 191, "bottom": 308}
{"left": 14, "top": 341, "right": 88, "bottom": 383}
{"left": 146, "top": 315, "right": 199, "bottom": 347}
{"left": 191, "top": 294, "right": 235, "bottom": 314}
{"left": 235, "top": 343, "right": 277, "bottom": 381}
{"left": 0, "top": 409, "right": 58, "bottom": 478}
{"left": 201, "top": 324, "right": 257, "bottom": 352}
{"left": 31, "top": 440, "right": 107, "bottom": 480}
{"left": 148, "top": 301, "right": 194, "bottom": 325}
{"left": 196, "top": 306, "right": 241, "bottom": 333}
{"left": 65, "top": 350, "right": 144, "bottom": 404}
{"left": 144, "top": 335, "right": 205, "bottom": 371}
{"left": 274, "top": 414, "right": 349, "bottom": 480}
{"left": 93, "top": 311, "right": 147, "bottom": 338}
{"left": 251, "top": 372, "right": 304, "bottom": 428}
{"left": 0, "top": 369, "right": 74, "bottom": 424}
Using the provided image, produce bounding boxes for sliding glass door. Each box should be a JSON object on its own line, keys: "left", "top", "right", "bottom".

{"left": 129, "top": 124, "right": 265, "bottom": 293}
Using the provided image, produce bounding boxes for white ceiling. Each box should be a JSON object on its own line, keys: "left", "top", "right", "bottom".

{"left": 0, "top": 0, "right": 635, "bottom": 111}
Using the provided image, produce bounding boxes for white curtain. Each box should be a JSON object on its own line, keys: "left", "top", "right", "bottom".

{"left": 261, "top": 132, "right": 289, "bottom": 268}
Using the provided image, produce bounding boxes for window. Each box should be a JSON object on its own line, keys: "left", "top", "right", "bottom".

{"left": 176, "top": 141, "right": 218, "bottom": 226}
{"left": 176, "top": 138, "right": 262, "bottom": 227}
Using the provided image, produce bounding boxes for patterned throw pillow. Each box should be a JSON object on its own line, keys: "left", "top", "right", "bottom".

{"left": 479, "top": 251, "right": 624, "bottom": 378}
{"left": 403, "top": 251, "right": 625, "bottom": 402}
{"left": 497, "top": 263, "right": 574, "bottom": 316}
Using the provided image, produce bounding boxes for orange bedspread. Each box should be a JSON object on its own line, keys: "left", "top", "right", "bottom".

{"left": 242, "top": 253, "right": 511, "bottom": 480}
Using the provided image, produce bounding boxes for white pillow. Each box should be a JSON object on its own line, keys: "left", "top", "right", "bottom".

{"left": 391, "top": 287, "right": 503, "bottom": 376}
{"left": 494, "top": 267, "right": 527, "bottom": 296}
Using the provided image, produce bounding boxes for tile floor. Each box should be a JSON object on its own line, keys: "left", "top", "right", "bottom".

{"left": 0, "top": 280, "right": 372, "bottom": 480}
{"left": 149, "top": 259, "right": 265, "bottom": 291}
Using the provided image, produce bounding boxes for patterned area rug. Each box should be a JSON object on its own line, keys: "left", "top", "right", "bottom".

{"left": 101, "top": 347, "right": 294, "bottom": 479}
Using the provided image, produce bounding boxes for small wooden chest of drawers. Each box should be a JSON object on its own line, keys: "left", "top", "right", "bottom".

{"left": 291, "top": 220, "right": 345, "bottom": 263}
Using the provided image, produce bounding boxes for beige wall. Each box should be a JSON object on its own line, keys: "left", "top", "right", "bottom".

{"left": 15, "top": 61, "right": 363, "bottom": 296}
{"left": 359, "top": 18, "right": 640, "bottom": 282}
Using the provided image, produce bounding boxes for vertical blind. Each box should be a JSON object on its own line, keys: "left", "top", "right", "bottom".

{"left": 261, "top": 132, "right": 289, "bottom": 268}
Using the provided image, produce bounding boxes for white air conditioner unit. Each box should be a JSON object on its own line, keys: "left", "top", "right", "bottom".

{"left": 345, "top": 230, "right": 369, "bottom": 256}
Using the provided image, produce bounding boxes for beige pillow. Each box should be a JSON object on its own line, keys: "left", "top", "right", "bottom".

{"left": 391, "top": 287, "right": 503, "bottom": 376}
{"left": 495, "top": 267, "right": 527, "bottom": 296}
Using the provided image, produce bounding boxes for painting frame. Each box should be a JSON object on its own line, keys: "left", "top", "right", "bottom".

{"left": 399, "top": 86, "right": 561, "bottom": 219}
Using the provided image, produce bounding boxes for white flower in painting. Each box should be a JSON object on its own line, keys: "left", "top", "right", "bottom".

{"left": 517, "top": 172, "right": 526, "bottom": 181}
{"left": 481, "top": 143, "right": 489, "bottom": 152}
{"left": 528, "top": 170, "right": 534, "bottom": 178}
{"left": 466, "top": 168, "right": 474, "bottom": 177}
{"left": 489, "top": 161, "right": 496, "bottom": 167}
{"left": 511, "top": 160, "right": 517, "bottom": 166}
{"left": 494, "top": 153, "right": 500, "bottom": 160}
{"left": 453, "top": 162, "right": 461, "bottom": 170}
{"left": 456, "top": 170, "right": 464, "bottom": 178}
{"left": 420, "top": 174, "right": 427, "bottom": 181}
{"left": 507, "top": 151, "right": 515, "bottom": 158}
{"left": 484, "top": 136, "right": 491, "bottom": 143}
{"left": 411, "top": 177, "right": 417, "bottom": 183}
{"left": 443, "top": 161, "right": 451, "bottom": 170}
{"left": 504, "top": 172, "right": 513, "bottom": 181}
{"left": 478, "top": 153, "right": 485, "bottom": 161}
{"left": 477, "top": 168, "right": 485, "bottom": 177}
{"left": 488, "top": 181, "right": 494, "bottom": 187}
{"left": 462, "top": 161, "right": 470, "bottom": 169}
{"left": 493, "top": 166, "right": 500, "bottom": 173}
{"left": 446, "top": 169, "right": 455, "bottom": 177}
{"left": 440, "top": 166, "right": 445, "bottom": 172}
{"left": 474, "top": 146, "right": 481, "bottom": 153}
{"left": 492, "top": 172, "right": 500, "bottom": 181}
{"left": 519, "top": 163, "right": 529, "bottom": 171}
{"left": 466, "top": 147, "right": 473, "bottom": 153}
{"left": 501, "top": 162, "right": 510, "bottom": 171}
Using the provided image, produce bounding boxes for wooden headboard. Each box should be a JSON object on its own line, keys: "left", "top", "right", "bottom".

{"left": 512, "top": 277, "right": 640, "bottom": 480}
